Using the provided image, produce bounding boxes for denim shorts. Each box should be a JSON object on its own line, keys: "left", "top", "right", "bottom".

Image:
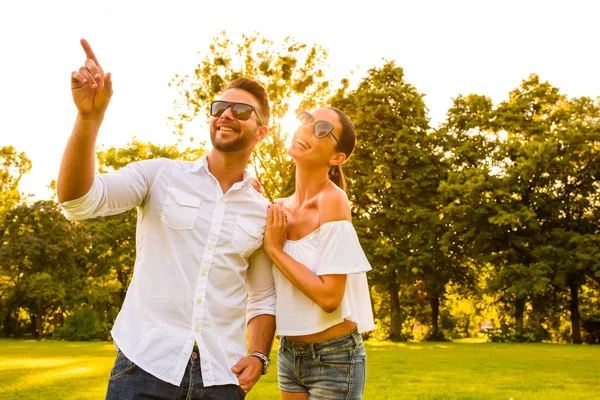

{"left": 278, "top": 328, "right": 367, "bottom": 399}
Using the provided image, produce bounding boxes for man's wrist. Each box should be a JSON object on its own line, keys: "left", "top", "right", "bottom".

{"left": 249, "top": 351, "right": 270, "bottom": 375}
{"left": 77, "top": 111, "right": 105, "bottom": 124}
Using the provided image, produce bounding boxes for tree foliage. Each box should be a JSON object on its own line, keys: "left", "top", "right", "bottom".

{"left": 0, "top": 146, "right": 32, "bottom": 217}
{"left": 439, "top": 74, "right": 600, "bottom": 342}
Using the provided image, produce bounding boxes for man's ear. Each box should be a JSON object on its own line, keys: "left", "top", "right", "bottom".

{"left": 329, "top": 152, "right": 346, "bottom": 167}
{"left": 256, "top": 125, "right": 269, "bottom": 142}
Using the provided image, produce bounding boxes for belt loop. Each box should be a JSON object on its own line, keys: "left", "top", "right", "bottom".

{"left": 310, "top": 343, "right": 316, "bottom": 360}
{"left": 280, "top": 336, "right": 287, "bottom": 353}
{"left": 351, "top": 328, "right": 360, "bottom": 347}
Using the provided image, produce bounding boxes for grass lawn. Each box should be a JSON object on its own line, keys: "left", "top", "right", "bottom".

{"left": 0, "top": 338, "right": 598, "bottom": 399}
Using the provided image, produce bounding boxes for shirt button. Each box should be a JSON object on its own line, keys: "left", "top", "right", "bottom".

{"left": 197, "top": 299, "right": 202, "bottom": 305}
{"left": 201, "top": 271, "right": 208, "bottom": 277}
{"left": 194, "top": 327, "right": 199, "bottom": 333}
{"left": 208, "top": 245, "right": 214, "bottom": 251}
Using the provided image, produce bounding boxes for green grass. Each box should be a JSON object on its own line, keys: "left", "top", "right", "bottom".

{"left": 1, "top": 339, "right": 598, "bottom": 399}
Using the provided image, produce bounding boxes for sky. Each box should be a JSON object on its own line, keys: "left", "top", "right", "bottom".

{"left": 1, "top": 0, "right": 599, "bottom": 200}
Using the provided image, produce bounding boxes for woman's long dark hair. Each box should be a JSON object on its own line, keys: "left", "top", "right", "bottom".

{"left": 326, "top": 107, "right": 356, "bottom": 191}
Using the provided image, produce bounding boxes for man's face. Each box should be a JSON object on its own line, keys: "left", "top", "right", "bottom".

{"left": 209, "top": 88, "right": 264, "bottom": 153}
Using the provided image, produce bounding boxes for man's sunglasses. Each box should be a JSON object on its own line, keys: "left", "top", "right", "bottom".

{"left": 297, "top": 112, "right": 343, "bottom": 151}
{"left": 210, "top": 101, "right": 264, "bottom": 125}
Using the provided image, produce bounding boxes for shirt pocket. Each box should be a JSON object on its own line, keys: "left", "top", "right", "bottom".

{"left": 160, "top": 187, "right": 202, "bottom": 230}
{"left": 231, "top": 216, "right": 263, "bottom": 259}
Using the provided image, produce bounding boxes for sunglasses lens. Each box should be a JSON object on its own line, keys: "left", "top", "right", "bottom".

{"left": 298, "top": 112, "right": 313, "bottom": 125}
{"left": 314, "top": 121, "right": 333, "bottom": 138}
{"left": 232, "top": 104, "right": 254, "bottom": 120}
{"left": 211, "top": 101, "right": 229, "bottom": 117}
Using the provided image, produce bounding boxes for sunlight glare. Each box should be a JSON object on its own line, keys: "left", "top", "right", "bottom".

{"left": 279, "top": 95, "right": 303, "bottom": 149}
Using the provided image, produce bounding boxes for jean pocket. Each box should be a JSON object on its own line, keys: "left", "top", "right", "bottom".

{"left": 230, "top": 216, "right": 263, "bottom": 258}
{"left": 109, "top": 350, "right": 137, "bottom": 381}
{"left": 316, "top": 350, "right": 353, "bottom": 368}
{"left": 161, "top": 187, "right": 202, "bottom": 230}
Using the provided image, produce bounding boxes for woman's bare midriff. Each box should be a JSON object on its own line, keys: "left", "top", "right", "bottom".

{"left": 285, "top": 319, "right": 357, "bottom": 343}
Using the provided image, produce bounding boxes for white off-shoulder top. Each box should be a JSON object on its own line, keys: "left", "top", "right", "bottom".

{"left": 272, "top": 220, "right": 375, "bottom": 335}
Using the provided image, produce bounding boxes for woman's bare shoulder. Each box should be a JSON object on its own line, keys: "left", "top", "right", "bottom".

{"left": 318, "top": 183, "right": 351, "bottom": 224}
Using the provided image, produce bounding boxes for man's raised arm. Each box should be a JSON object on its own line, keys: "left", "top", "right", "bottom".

{"left": 58, "top": 39, "right": 113, "bottom": 203}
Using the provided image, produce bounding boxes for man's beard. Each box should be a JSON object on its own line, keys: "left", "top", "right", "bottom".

{"left": 210, "top": 127, "right": 253, "bottom": 152}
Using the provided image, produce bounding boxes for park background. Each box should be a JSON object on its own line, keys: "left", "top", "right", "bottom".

{"left": 1, "top": 0, "right": 599, "bottom": 398}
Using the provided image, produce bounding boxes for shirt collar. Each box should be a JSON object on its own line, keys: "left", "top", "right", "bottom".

{"left": 190, "top": 155, "right": 209, "bottom": 172}
{"left": 191, "top": 155, "right": 255, "bottom": 190}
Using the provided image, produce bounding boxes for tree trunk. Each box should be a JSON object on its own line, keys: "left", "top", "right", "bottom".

{"left": 36, "top": 299, "right": 43, "bottom": 340}
{"left": 14, "top": 308, "right": 19, "bottom": 338}
{"left": 569, "top": 279, "right": 582, "bottom": 344}
{"left": 430, "top": 295, "right": 440, "bottom": 337}
{"left": 389, "top": 280, "right": 402, "bottom": 341}
{"left": 30, "top": 314, "right": 37, "bottom": 337}
{"left": 515, "top": 297, "right": 525, "bottom": 334}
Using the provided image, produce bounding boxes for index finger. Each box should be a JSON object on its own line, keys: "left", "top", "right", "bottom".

{"left": 80, "top": 39, "right": 101, "bottom": 67}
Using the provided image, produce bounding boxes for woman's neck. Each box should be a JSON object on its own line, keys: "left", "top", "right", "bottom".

{"left": 293, "top": 165, "right": 330, "bottom": 205}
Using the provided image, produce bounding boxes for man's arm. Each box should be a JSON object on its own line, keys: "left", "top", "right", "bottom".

{"left": 246, "top": 246, "right": 276, "bottom": 357}
{"left": 231, "top": 314, "right": 275, "bottom": 393}
{"left": 58, "top": 116, "right": 104, "bottom": 203}
{"left": 232, "top": 246, "right": 276, "bottom": 393}
{"left": 58, "top": 39, "right": 112, "bottom": 203}
{"left": 247, "top": 314, "right": 275, "bottom": 356}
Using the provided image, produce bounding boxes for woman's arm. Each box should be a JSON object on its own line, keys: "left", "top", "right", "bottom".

{"left": 266, "top": 242, "right": 346, "bottom": 313}
{"left": 264, "top": 188, "right": 351, "bottom": 313}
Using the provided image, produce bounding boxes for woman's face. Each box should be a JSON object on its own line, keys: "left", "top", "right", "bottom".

{"left": 288, "top": 108, "right": 343, "bottom": 164}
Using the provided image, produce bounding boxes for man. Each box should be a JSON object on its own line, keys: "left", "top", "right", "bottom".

{"left": 58, "top": 39, "right": 275, "bottom": 399}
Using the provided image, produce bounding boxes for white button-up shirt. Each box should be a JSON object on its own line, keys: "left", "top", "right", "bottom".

{"left": 60, "top": 155, "right": 275, "bottom": 386}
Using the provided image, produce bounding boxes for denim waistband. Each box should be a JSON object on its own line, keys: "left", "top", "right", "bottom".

{"left": 280, "top": 328, "right": 362, "bottom": 356}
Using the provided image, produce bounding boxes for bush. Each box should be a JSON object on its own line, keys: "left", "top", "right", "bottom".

{"left": 54, "top": 308, "right": 108, "bottom": 341}
{"left": 486, "top": 326, "right": 539, "bottom": 343}
{"left": 582, "top": 316, "right": 600, "bottom": 344}
{"left": 423, "top": 330, "right": 451, "bottom": 342}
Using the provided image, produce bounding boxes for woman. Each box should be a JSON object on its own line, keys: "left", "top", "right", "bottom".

{"left": 264, "top": 107, "right": 375, "bottom": 400}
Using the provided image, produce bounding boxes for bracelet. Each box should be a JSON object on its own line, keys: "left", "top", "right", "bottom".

{"left": 249, "top": 351, "right": 270, "bottom": 375}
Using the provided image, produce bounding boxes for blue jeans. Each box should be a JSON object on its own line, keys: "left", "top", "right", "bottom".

{"left": 105, "top": 348, "right": 245, "bottom": 400}
{"left": 278, "top": 328, "right": 367, "bottom": 399}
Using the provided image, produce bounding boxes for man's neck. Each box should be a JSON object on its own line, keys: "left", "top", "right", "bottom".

{"left": 206, "top": 150, "right": 249, "bottom": 194}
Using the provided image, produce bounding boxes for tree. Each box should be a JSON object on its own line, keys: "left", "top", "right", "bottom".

{"left": 97, "top": 138, "right": 205, "bottom": 172}
{"left": 169, "top": 31, "right": 333, "bottom": 200}
{"left": 331, "top": 61, "right": 460, "bottom": 340}
{"left": 525, "top": 95, "right": 600, "bottom": 343}
{"left": 0, "top": 201, "right": 88, "bottom": 338}
{"left": 0, "top": 146, "right": 32, "bottom": 217}
{"left": 439, "top": 75, "right": 600, "bottom": 343}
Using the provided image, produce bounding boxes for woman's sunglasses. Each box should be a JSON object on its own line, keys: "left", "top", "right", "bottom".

{"left": 210, "top": 101, "right": 264, "bottom": 125}
{"left": 297, "top": 112, "right": 343, "bottom": 151}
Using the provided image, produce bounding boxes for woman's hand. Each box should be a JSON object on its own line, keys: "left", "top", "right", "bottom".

{"left": 264, "top": 202, "right": 287, "bottom": 256}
